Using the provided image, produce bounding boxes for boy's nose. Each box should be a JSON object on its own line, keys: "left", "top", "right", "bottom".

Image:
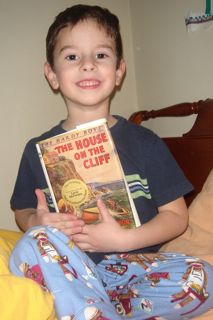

{"left": 80, "top": 57, "right": 97, "bottom": 72}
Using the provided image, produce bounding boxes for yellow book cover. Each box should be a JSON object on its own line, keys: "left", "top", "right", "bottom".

{"left": 36, "top": 119, "right": 140, "bottom": 229}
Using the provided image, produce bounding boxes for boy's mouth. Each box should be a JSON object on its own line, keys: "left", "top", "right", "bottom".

{"left": 76, "top": 79, "right": 100, "bottom": 88}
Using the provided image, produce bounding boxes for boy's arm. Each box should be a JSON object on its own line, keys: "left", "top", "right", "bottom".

{"left": 72, "top": 197, "right": 188, "bottom": 253}
{"left": 121, "top": 196, "right": 188, "bottom": 252}
{"left": 15, "top": 189, "right": 85, "bottom": 236}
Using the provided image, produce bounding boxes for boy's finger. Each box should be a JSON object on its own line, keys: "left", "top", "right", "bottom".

{"left": 57, "top": 213, "right": 85, "bottom": 224}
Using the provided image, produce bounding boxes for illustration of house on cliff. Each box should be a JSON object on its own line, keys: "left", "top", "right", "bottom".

{"left": 43, "top": 151, "right": 60, "bottom": 165}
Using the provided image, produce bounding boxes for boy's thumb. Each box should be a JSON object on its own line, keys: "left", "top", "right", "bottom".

{"left": 97, "top": 198, "right": 111, "bottom": 221}
{"left": 35, "top": 189, "right": 50, "bottom": 212}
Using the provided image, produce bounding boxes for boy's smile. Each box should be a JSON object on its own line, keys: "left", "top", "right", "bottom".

{"left": 76, "top": 78, "right": 101, "bottom": 89}
{"left": 45, "top": 20, "right": 125, "bottom": 114}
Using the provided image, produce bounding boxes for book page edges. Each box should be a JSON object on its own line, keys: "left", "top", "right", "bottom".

{"left": 35, "top": 144, "right": 59, "bottom": 212}
{"left": 36, "top": 119, "right": 107, "bottom": 145}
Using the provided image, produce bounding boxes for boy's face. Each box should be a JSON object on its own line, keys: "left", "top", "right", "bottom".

{"left": 45, "top": 20, "right": 125, "bottom": 110}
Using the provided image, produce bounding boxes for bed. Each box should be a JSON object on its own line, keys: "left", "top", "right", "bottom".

{"left": 129, "top": 98, "right": 213, "bottom": 319}
{"left": 0, "top": 99, "right": 213, "bottom": 319}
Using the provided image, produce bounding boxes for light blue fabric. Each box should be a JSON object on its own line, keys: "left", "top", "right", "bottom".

{"left": 9, "top": 226, "right": 213, "bottom": 319}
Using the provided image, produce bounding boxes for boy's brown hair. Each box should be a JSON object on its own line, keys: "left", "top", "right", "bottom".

{"left": 46, "top": 4, "right": 123, "bottom": 70}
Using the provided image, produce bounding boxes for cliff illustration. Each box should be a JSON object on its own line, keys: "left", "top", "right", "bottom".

{"left": 43, "top": 151, "right": 111, "bottom": 215}
{"left": 46, "top": 158, "right": 93, "bottom": 203}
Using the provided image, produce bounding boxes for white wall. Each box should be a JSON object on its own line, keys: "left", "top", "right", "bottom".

{"left": 0, "top": 0, "right": 136, "bottom": 231}
{"left": 129, "top": 0, "right": 213, "bottom": 137}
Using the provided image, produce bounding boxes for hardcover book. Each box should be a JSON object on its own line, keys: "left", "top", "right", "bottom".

{"left": 36, "top": 119, "right": 140, "bottom": 229}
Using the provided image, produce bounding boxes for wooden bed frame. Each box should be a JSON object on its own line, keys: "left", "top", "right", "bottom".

{"left": 129, "top": 98, "right": 213, "bottom": 207}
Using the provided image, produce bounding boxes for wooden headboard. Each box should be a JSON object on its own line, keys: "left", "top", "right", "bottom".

{"left": 129, "top": 99, "right": 213, "bottom": 207}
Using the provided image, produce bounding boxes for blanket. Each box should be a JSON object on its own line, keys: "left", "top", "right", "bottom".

{"left": 0, "top": 229, "right": 56, "bottom": 320}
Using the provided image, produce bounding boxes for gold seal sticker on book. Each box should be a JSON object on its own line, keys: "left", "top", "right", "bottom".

{"left": 61, "top": 179, "right": 89, "bottom": 206}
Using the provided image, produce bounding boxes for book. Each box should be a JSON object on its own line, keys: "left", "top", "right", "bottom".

{"left": 35, "top": 119, "right": 140, "bottom": 229}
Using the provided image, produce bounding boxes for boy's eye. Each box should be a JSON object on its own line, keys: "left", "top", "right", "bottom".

{"left": 66, "top": 55, "right": 79, "bottom": 60}
{"left": 95, "top": 53, "right": 107, "bottom": 59}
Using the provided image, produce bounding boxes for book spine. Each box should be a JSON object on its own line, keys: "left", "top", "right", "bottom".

{"left": 121, "top": 167, "right": 141, "bottom": 227}
{"left": 103, "top": 122, "right": 141, "bottom": 227}
{"left": 35, "top": 144, "right": 59, "bottom": 212}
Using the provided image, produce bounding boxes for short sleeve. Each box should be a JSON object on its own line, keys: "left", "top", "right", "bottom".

{"left": 10, "top": 147, "right": 38, "bottom": 209}
{"left": 146, "top": 135, "right": 193, "bottom": 207}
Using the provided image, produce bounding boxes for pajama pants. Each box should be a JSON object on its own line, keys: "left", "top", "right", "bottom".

{"left": 9, "top": 226, "right": 213, "bottom": 320}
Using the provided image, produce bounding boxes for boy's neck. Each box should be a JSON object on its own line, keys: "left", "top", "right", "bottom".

{"left": 62, "top": 111, "right": 117, "bottom": 131}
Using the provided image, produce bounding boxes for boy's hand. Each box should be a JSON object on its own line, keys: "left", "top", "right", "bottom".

{"left": 72, "top": 198, "right": 127, "bottom": 252}
{"left": 34, "top": 189, "right": 85, "bottom": 238}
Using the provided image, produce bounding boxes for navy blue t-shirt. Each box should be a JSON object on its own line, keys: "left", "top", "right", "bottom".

{"left": 11, "top": 116, "right": 193, "bottom": 264}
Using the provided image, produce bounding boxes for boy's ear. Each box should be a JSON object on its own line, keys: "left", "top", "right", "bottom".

{"left": 44, "top": 62, "right": 59, "bottom": 90}
{"left": 115, "top": 59, "right": 125, "bottom": 86}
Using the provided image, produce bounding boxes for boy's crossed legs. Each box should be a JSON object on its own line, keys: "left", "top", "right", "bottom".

{"left": 9, "top": 226, "right": 213, "bottom": 319}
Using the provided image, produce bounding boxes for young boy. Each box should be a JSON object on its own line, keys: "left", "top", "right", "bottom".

{"left": 10, "top": 5, "right": 213, "bottom": 319}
